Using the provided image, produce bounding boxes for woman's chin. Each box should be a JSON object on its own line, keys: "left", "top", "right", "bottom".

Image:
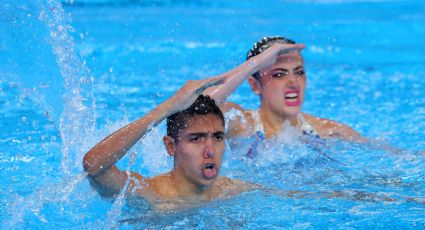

{"left": 282, "top": 107, "right": 301, "bottom": 117}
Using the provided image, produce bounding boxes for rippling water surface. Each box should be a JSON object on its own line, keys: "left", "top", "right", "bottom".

{"left": 1, "top": 0, "right": 424, "bottom": 228}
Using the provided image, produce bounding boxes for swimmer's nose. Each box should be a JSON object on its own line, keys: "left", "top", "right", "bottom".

{"left": 287, "top": 73, "right": 299, "bottom": 87}
{"left": 204, "top": 147, "right": 215, "bottom": 158}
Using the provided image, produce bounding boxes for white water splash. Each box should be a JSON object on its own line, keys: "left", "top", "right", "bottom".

{"left": 38, "top": 0, "right": 96, "bottom": 176}
{"left": 1, "top": 172, "right": 87, "bottom": 228}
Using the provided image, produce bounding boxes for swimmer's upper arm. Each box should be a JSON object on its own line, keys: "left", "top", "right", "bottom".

{"left": 303, "top": 113, "right": 366, "bottom": 142}
{"left": 220, "top": 102, "right": 255, "bottom": 138}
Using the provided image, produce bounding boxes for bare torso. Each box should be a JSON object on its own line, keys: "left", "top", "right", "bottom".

{"left": 126, "top": 173, "right": 255, "bottom": 211}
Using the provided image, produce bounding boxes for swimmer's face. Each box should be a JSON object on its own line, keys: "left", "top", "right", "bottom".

{"left": 165, "top": 114, "right": 225, "bottom": 188}
{"left": 250, "top": 51, "right": 306, "bottom": 117}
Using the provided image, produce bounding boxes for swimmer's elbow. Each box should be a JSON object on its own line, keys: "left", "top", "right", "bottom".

{"left": 82, "top": 153, "right": 99, "bottom": 177}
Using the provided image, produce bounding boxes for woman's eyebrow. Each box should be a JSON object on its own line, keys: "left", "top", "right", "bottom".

{"left": 272, "top": 68, "right": 288, "bottom": 72}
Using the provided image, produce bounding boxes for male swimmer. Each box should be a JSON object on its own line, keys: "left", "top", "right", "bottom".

{"left": 83, "top": 76, "right": 253, "bottom": 211}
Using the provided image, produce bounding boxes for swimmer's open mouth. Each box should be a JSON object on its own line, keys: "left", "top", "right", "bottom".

{"left": 284, "top": 91, "right": 300, "bottom": 106}
{"left": 202, "top": 163, "right": 217, "bottom": 179}
{"left": 205, "top": 163, "right": 215, "bottom": 170}
{"left": 285, "top": 92, "right": 298, "bottom": 101}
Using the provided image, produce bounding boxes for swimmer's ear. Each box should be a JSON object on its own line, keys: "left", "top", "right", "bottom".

{"left": 248, "top": 76, "right": 262, "bottom": 95}
{"left": 163, "top": 136, "right": 176, "bottom": 157}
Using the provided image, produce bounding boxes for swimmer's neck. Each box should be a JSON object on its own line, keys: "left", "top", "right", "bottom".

{"left": 258, "top": 106, "right": 299, "bottom": 138}
{"left": 167, "top": 170, "right": 217, "bottom": 201}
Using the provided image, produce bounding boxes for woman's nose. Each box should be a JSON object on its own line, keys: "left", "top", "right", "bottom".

{"left": 287, "top": 73, "right": 298, "bottom": 86}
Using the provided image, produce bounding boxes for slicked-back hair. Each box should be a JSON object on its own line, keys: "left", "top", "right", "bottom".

{"left": 246, "top": 36, "right": 296, "bottom": 79}
{"left": 166, "top": 95, "right": 224, "bottom": 142}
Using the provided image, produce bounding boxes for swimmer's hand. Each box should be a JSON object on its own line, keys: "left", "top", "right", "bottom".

{"left": 253, "top": 43, "right": 305, "bottom": 70}
{"left": 157, "top": 76, "right": 226, "bottom": 116}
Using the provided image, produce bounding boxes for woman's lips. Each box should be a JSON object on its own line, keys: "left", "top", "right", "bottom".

{"left": 284, "top": 91, "right": 300, "bottom": 106}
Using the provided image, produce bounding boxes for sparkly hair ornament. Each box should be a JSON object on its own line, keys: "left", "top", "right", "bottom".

{"left": 246, "top": 36, "right": 296, "bottom": 60}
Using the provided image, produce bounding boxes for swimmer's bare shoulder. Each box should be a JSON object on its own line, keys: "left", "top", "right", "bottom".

{"left": 302, "top": 112, "right": 366, "bottom": 142}
{"left": 220, "top": 102, "right": 257, "bottom": 138}
{"left": 127, "top": 174, "right": 256, "bottom": 200}
{"left": 126, "top": 176, "right": 258, "bottom": 212}
{"left": 126, "top": 173, "right": 198, "bottom": 211}
{"left": 127, "top": 172, "right": 180, "bottom": 199}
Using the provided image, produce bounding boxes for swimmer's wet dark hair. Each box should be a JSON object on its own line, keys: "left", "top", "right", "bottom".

{"left": 166, "top": 95, "right": 224, "bottom": 142}
{"left": 247, "top": 36, "right": 296, "bottom": 79}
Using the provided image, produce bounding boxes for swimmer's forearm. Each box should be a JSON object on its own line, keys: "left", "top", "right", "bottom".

{"left": 207, "top": 43, "right": 305, "bottom": 105}
{"left": 82, "top": 105, "right": 170, "bottom": 177}
{"left": 206, "top": 58, "right": 261, "bottom": 105}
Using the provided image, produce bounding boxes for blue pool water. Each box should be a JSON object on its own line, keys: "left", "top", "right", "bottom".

{"left": 1, "top": 0, "right": 425, "bottom": 228}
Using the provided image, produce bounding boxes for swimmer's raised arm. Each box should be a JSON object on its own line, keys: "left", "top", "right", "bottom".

{"left": 82, "top": 76, "right": 226, "bottom": 197}
{"left": 205, "top": 43, "right": 305, "bottom": 107}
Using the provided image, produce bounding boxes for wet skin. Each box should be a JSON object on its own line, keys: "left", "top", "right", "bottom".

{"left": 254, "top": 51, "right": 306, "bottom": 120}
{"left": 168, "top": 114, "right": 225, "bottom": 190}
{"left": 129, "top": 114, "right": 228, "bottom": 203}
{"left": 82, "top": 75, "right": 257, "bottom": 211}
{"left": 221, "top": 48, "right": 363, "bottom": 140}
{"left": 127, "top": 114, "right": 254, "bottom": 211}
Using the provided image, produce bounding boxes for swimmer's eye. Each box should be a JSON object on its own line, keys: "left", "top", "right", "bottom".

{"left": 271, "top": 70, "right": 288, "bottom": 78}
{"left": 295, "top": 69, "right": 305, "bottom": 77}
{"left": 189, "top": 136, "right": 202, "bottom": 143}
{"left": 214, "top": 134, "right": 224, "bottom": 142}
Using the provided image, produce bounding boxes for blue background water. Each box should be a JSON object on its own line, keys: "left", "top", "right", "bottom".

{"left": 1, "top": 0, "right": 425, "bottom": 228}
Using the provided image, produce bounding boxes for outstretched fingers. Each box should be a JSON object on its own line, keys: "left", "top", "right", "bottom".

{"left": 276, "top": 43, "right": 306, "bottom": 56}
{"left": 254, "top": 43, "right": 306, "bottom": 70}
